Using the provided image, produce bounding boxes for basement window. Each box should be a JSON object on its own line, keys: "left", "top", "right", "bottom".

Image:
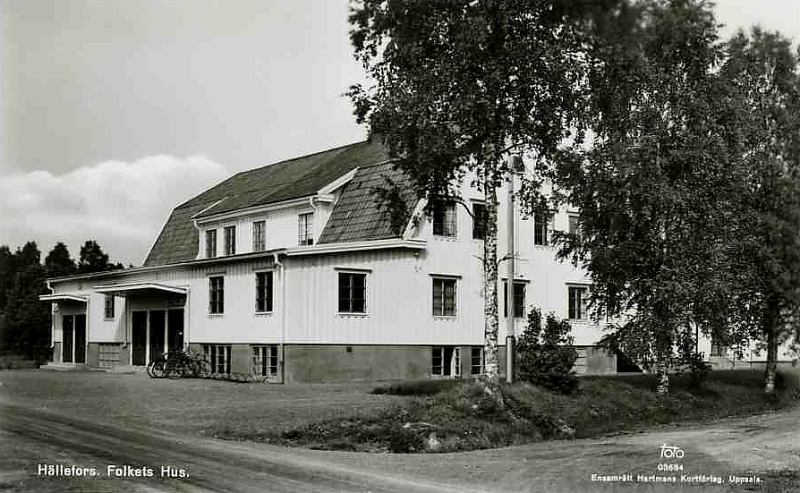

{"left": 204, "top": 344, "right": 231, "bottom": 374}
{"left": 432, "top": 346, "right": 461, "bottom": 378}
{"left": 252, "top": 345, "right": 278, "bottom": 377}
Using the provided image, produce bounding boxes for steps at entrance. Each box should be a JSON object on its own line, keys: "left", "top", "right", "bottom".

{"left": 40, "top": 363, "right": 91, "bottom": 371}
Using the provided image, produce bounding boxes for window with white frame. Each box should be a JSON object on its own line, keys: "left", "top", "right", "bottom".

{"left": 534, "top": 212, "right": 549, "bottom": 245}
{"left": 255, "top": 271, "right": 273, "bottom": 313}
{"left": 252, "top": 345, "right": 279, "bottom": 377}
{"left": 568, "top": 285, "right": 588, "bottom": 320}
{"left": 224, "top": 226, "right": 236, "bottom": 255}
{"left": 298, "top": 213, "right": 314, "bottom": 245}
{"left": 432, "top": 202, "right": 457, "bottom": 237}
{"left": 470, "top": 347, "right": 484, "bottom": 375}
{"left": 503, "top": 281, "right": 526, "bottom": 318}
{"left": 338, "top": 272, "right": 367, "bottom": 313}
{"left": 472, "top": 202, "right": 487, "bottom": 240}
{"left": 432, "top": 277, "right": 457, "bottom": 316}
{"left": 568, "top": 213, "right": 581, "bottom": 238}
{"left": 204, "top": 344, "right": 231, "bottom": 374}
{"left": 209, "top": 276, "right": 224, "bottom": 314}
{"left": 253, "top": 220, "right": 266, "bottom": 252}
{"left": 205, "top": 229, "right": 217, "bottom": 258}
{"left": 432, "top": 346, "right": 461, "bottom": 377}
{"left": 104, "top": 294, "right": 115, "bottom": 319}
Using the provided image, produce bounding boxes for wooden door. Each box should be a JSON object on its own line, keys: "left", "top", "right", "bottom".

{"left": 132, "top": 311, "right": 147, "bottom": 366}
{"left": 62, "top": 315, "right": 74, "bottom": 363}
{"left": 167, "top": 309, "right": 184, "bottom": 352}
{"left": 149, "top": 310, "right": 165, "bottom": 362}
{"left": 74, "top": 314, "right": 86, "bottom": 364}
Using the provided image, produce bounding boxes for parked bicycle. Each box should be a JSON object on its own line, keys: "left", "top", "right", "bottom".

{"left": 147, "top": 350, "right": 211, "bottom": 379}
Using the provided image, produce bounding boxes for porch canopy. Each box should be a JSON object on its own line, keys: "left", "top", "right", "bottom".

{"left": 39, "top": 294, "right": 88, "bottom": 303}
{"left": 92, "top": 282, "right": 188, "bottom": 297}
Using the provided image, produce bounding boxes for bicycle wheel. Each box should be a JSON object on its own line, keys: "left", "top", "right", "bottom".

{"left": 164, "top": 358, "right": 185, "bottom": 379}
{"left": 150, "top": 359, "right": 167, "bottom": 378}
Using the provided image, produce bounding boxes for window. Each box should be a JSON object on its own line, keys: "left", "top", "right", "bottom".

{"left": 224, "top": 226, "right": 236, "bottom": 255}
{"left": 205, "top": 229, "right": 217, "bottom": 258}
{"left": 432, "top": 346, "right": 461, "bottom": 377}
{"left": 252, "top": 345, "right": 279, "bottom": 377}
{"left": 432, "top": 202, "right": 457, "bottom": 237}
{"left": 298, "top": 213, "right": 314, "bottom": 245}
{"left": 432, "top": 277, "right": 457, "bottom": 316}
{"left": 472, "top": 202, "right": 487, "bottom": 240}
{"left": 253, "top": 220, "right": 266, "bottom": 252}
{"left": 471, "top": 347, "right": 484, "bottom": 375}
{"left": 209, "top": 276, "right": 224, "bottom": 314}
{"left": 569, "top": 213, "right": 581, "bottom": 238}
{"left": 568, "top": 286, "right": 588, "bottom": 320}
{"left": 204, "top": 344, "right": 231, "bottom": 374}
{"left": 255, "top": 271, "right": 273, "bottom": 313}
{"left": 534, "top": 212, "right": 548, "bottom": 245}
{"left": 503, "top": 281, "right": 526, "bottom": 318}
{"left": 104, "top": 295, "right": 115, "bottom": 319}
{"left": 338, "top": 272, "right": 366, "bottom": 313}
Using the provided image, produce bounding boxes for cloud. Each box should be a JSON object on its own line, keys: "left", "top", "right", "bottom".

{"left": 0, "top": 155, "right": 230, "bottom": 266}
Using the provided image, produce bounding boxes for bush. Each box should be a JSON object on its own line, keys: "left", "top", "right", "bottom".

{"left": 516, "top": 308, "right": 579, "bottom": 394}
{"left": 371, "top": 379, "right": 461, "bottom": 396}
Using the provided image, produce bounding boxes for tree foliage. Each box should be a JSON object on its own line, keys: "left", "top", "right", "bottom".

{"left": 78, "top": 240, "right": 123, "bottom": 274}
{"left": 548, "top": 0, "right": 733, "bottom": 393}
{"left": 516, "top": 308, "right": 579, "bottom": 394}
{"left": 716, "top": 28, "right": 800, "bottom": 393}
{"left": 45, "top": 242, "right": 77, "bottom": 278}
{"left": 348, "top": 0, "right": 604, "bottom": 382}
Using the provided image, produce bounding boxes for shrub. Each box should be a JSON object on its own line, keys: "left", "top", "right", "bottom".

{"left": 516, "top": 308, "right": 579, "bottom": 394}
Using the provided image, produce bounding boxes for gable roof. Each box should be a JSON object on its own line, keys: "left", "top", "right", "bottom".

{"left": 143, "top": 139, "right": 394, "bottom": 267}
{"left": 318, "top": 162, "right": 418, "bottom": 244}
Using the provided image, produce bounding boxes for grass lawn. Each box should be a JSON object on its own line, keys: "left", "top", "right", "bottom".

{"left": 230, "top": 369, "right": 800, "bottom": 453}
{"left": 0, "top": 370, "right": 405, "bottom": 437}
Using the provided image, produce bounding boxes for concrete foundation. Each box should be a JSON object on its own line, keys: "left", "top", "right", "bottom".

{"left": 284, "top": 345, "right": 431, "bottom": 383}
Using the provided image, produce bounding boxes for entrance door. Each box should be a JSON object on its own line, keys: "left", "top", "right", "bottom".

{"left": 62, "top": 315, "right": 74, "bottom": 363}
{"left": 132, "top": 311, "right": 147, "bottom": 366}
{"left": 74, "top": 314, "right": 86, "bottom": 364}
{"left": 167, "top": 309, "right": 184, "bottom": 352}
{"left": 149, "top": 310, "right": 166, "bottom": 362}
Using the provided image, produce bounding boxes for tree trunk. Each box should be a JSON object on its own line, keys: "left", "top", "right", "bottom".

{"left": 655, "top": 358, "right": 670, "bottom": 395}
{"left": 763, "top": 297, "right": 780, "bottom": 395}
{"left": 483, "top": 180, "right": 500, "bottom": 384}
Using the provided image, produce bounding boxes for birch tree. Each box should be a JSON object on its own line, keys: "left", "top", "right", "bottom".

{"left": 347, "top": 0, "right": 597, "bottom": 385}
{"left": 548, "top": 0, "right": 732, "bottom": 394}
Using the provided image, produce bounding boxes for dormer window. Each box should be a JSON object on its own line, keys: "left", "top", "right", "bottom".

{"left": 298, "top": 213, "right": 314, "bottom": 246}
{"left": 253, "top": 221, "right": 266, "bottom": 252}
{"left": 205, "top": 229, "right": 217, "bottom": 258}
{"left": 224, "top": 226, "right": 236, "bottom": 255}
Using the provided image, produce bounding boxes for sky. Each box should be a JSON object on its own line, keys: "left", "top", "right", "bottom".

{"left": 1, "top": 0, "right": 798, "bottom": 267}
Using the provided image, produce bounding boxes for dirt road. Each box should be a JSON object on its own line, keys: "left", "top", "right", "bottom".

{"left": 1, "top": 395, "right": 797, "bottom": 492}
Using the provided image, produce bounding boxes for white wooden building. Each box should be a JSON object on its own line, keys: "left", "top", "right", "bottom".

{"left": 39, "top": 138, "right": 628, "bottom": 382}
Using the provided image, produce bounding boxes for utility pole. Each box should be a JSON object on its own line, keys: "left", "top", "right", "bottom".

{"left": 505, "top": 155, "right": 522, "bottom": 383}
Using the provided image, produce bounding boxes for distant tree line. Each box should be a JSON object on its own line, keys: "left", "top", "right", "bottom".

{"left": 0, "top": 240, "right": 125, "bottom": 362}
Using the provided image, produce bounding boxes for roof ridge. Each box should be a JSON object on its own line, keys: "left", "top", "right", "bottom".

{"left": 238, "top": 139, "right": 370, "bottom": 175}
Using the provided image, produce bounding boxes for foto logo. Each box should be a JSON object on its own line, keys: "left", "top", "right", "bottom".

{"left": 659, "top": 444, "right": 684, "bottom": 459}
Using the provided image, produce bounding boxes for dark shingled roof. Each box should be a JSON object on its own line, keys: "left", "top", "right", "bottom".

{"left": 318, "top": 162, "right": 418, "bottom": 244}
{"left": 143, "top": 139, "right": 393, "bottom": 267}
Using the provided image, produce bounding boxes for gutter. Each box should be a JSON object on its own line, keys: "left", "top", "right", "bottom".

{"left": 285, "top": 238, "right": 426, "bottom": 257}
{"left": 46, "top": 249, "right": 288, "bottom": 285}
{"left": 274, "top": 252, "right": 287, "bottom": 385}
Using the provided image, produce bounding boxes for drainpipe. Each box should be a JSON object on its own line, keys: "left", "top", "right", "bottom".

{"left": 46, "top": 280, "right": 55, "bottom": 350}
{"left": 274, "top": 252, "right": 287, "bottom": 384}
{"left": 505, "top": 155, "right": 521, "bottom": 384}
